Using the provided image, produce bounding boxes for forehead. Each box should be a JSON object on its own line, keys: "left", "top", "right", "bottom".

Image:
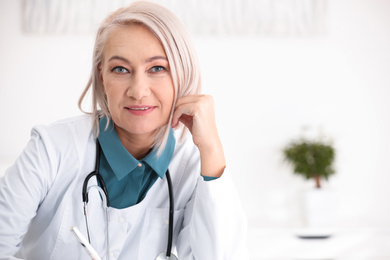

{"left": 103, "top": 24, "right": 166, "bottom": 59}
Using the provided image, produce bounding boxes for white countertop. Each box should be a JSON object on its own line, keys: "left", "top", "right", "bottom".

{"left": 247, "top": 227, "right": 390, "bottom": 260}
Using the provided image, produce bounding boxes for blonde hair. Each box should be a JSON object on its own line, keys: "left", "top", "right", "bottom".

{"left": 79, "top": 1, "right": 201, "bottom": 156}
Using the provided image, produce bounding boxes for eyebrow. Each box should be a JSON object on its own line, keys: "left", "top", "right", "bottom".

{"left": 108, "top": 55, "right": 130, "bottom": 64}
{"left": 107, "top": 55, "right": 167, "bottom": 64}
{"left": 145, "top": 55, "right": 168, "bottom": 63}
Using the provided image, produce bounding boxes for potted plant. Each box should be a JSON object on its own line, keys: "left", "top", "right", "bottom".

{"left": 283, "top": 139, "right": 335, "bottom": 189}
{"left": 283, "top": 136, "right": 337, "bottom": 228}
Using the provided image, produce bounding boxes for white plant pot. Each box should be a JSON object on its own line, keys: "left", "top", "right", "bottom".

{"left": 304, "top": 188, "right": 338, "bottom": 228}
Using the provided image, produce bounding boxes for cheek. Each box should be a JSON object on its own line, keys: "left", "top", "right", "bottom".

{"left": 104, "top": 86, "right": 122, "bottom": 112}
{"left": 103, "top": 78, "right": 124, "bottom": 99}
{"left": 153, "top": 78, "right": 174, "bottom": 106}
{"left": 164, "top": 86, "right": 175, "bottom": 112}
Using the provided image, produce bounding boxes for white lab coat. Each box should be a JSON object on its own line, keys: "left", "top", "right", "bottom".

{"left": 0, "top": 115, "right": 247, "bottom": 260}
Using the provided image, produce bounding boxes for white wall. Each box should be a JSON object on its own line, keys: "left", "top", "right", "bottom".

{"left": 1, "top": 0, "right": 390, "bottom": 229}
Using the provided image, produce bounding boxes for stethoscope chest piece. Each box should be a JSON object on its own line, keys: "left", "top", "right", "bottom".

{"left": 156, "top": 252, "right": 178, "bottom": 260}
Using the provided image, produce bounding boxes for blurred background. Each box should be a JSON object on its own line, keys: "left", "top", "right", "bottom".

{"left": 1, "top": 0, "right": 390, "bottom": 259}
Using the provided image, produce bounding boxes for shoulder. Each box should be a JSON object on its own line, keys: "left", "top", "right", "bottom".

{"left": 32, "top": 114, "right": 93, "bottom": 141}
{"left": 30, "top": 114, "right": 94, "bottom": 160}
{"left": 170, "top": 128, "right": 200, "bottom": 182}
{"left": 33, "top": 114, "right": 92, "bottom": 133}
{"left": 172, "top": 128, "right": 199, "bottom": 164}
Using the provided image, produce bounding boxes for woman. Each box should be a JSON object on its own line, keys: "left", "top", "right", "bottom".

{"left": 0, "top": 2, "right": 247, "bottom": 259}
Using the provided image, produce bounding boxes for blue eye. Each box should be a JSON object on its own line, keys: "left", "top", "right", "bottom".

{"left": 150, "top": 66, "right": 165, "bottom": 73}
{"left": 112, "top": 66, "right": 129, "bottom": 74}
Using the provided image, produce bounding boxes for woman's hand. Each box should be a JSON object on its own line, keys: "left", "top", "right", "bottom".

{"left": 171, "top": 95, "right": 226, "bottom": 178}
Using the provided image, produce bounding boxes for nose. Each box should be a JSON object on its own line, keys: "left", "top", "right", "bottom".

{"left": 126, "top": 72, "right": 151, "bottom": 100}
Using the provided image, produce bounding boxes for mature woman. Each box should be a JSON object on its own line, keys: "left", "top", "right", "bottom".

{"left": 0, "top": 2, "right": 247, "bottom": 259}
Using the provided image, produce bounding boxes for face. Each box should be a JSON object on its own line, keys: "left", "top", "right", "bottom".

{"left": 100, "top": 24, "right": 174, "bottom": 142}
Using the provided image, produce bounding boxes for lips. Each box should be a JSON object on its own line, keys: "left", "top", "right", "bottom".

{"left": 128, "top": 107, "right": 152, "bottom": 111}
{"left": 125, "top": 105, "right": 156, "bottom": 115}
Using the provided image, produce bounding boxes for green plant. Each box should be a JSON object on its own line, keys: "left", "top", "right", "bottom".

{"left": 283, "top": 139, "right": 335, "bottom": 188}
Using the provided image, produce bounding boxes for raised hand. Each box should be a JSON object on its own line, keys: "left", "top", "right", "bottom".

{"left": 172, "top": 95, "right": 226, "bottom": 178}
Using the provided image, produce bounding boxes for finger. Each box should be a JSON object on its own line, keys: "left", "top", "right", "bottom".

{"left": 171, "top": 102, "right": 198, "bottom": 128}
{"left": 177, "top": 114, "right": 193, "bottom": 129}
{"left": 175, "top": 94, "right": 206, "bottom": 107}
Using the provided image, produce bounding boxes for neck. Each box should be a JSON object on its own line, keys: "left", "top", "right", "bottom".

{"left": 114, "top": 125, "right": 155, "bottom": 160}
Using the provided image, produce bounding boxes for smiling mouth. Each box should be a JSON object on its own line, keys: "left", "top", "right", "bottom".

{"left": 128, "top": 107, "right": 151, "bottom": 111}
{"left": 125, "top": 106, "right": 156, "bottom": 115}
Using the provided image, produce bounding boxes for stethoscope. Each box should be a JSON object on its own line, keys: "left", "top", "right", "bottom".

{"left": 82, "top": 140, "right": 178, "bottom": 260}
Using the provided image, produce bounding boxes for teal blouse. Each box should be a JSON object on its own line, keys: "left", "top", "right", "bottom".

{"left": 97, "top": 117, "right": 175, "bottom": 209}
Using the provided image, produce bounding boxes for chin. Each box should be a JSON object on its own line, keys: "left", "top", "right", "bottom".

{"left": 124, "top": 124, "right": 164, "bottom": 136}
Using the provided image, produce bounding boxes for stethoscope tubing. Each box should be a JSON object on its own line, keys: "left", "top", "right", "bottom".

{"left": 165, "top": 169, "right": 174, "bottom": 257}
{"left": 82, "top": 140, "right": 110, "bottom": 207}
{"left": 82, "top": 140, "right": 175, "bottom": 259}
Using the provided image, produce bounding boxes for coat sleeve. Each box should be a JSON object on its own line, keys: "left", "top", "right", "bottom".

{"left": 0, "top": 129, "right": 56, "bottom": 259}
{"left": 176, "top": 170, "right": 249, "bottom": 260}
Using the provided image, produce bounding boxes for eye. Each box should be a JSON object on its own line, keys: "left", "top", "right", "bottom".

{"left": 149, "top": 66, "right": 166, "bottom": 73}
{"left": 111, "top": 66, "right": 129, "bottom": 74}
